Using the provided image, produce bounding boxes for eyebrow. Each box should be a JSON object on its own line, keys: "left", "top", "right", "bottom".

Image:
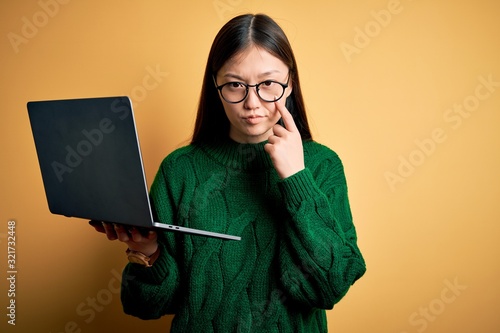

{"left": 222, "top": 70, "right": 282, "bottom": 81}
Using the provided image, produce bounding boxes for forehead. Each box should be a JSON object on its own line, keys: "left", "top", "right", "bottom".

{"left": 219, "top": 45, "right": 288, "bottom": 77}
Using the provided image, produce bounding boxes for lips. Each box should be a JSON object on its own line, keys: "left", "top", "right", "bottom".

{"left": 243, "top": 115, "right": 265, "bottom": 124}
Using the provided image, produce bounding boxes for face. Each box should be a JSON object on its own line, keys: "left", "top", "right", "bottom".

{"left": 215, "top": 45, "right": 292, "bottom": 143}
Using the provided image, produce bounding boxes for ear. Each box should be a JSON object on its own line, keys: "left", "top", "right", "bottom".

{"left": 285, "top": 78, "right": 293, "bottom": 98}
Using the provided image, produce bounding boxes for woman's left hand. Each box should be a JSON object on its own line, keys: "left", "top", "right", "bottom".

{"left": 264, "top": 98, "right": 305, "bottom": 179}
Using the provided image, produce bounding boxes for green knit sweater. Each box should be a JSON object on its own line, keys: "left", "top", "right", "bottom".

{"left": 121, "top": 139, "right": 366, "bottom": 332}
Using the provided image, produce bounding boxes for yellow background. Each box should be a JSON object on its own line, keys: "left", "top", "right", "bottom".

{"left": 1, "top": 0, "right": 500, "bottom": 332}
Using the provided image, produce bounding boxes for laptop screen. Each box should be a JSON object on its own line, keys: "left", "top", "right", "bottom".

{"left": 27, "top": 96, "right": 154, "bottom": 227}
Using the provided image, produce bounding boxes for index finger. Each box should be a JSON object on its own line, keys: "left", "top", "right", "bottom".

{"left": 89, "top": 220, "right": 105, "bottom": 233}
{"left": 275, "top": 98, "right": 298, "bottom": 132}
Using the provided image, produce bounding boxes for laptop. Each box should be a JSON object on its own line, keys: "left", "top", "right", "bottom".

{"left": 27, "top": 96, "right": 240, "bottom": 241}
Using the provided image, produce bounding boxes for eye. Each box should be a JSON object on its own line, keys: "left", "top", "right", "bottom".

{"left": 259, "top": 81, "right": 278, "bottom": 91}
{"left": 228, "top": 82, "right": 245, "bottom": 89}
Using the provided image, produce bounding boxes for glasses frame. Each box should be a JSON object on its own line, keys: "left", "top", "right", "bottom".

{"left": 213, "top": 73, "right": 290, "bottom": 104}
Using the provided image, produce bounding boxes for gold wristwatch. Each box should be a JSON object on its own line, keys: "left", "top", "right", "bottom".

{"left": 126, "top": 249, "right": 153, "bottom": 267}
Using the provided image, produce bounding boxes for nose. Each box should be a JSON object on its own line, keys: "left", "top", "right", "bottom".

{"left": 243, "top": 86, "right": 261, "bottom": 110}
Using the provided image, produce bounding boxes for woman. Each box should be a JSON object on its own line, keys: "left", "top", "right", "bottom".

{"left": 92, "top": 13, "right": 366, "bottom": 332}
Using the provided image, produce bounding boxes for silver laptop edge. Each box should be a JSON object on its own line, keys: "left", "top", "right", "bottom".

{"left": 153, "top": 222, "right": 241, "bottom": 241}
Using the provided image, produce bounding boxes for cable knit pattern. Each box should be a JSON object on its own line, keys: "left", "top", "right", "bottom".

{"left": 121, "top": 139, "right": 366, "bottom": 332}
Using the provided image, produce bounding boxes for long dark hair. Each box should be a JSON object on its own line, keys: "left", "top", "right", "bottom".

{"left": 191, "top": 13, "right": 312, "bottom": 144}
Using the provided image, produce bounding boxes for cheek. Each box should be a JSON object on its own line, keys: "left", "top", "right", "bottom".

{"left": 269, "top": 104, "right": 280, "bottom": 120}
{"left": 222, "top": 103, "right": 238, "bottom": 120}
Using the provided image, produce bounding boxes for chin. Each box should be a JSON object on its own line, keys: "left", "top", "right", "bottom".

{"left": 246, "top": 131, "right": 273, "bottom": 143}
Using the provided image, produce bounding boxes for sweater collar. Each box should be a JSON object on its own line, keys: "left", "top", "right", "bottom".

{"left": 198, "top": 138, "right": 274, "bottom": 172}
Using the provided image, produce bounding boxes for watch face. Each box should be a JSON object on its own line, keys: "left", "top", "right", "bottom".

{"left": 128, "top": 253, "right": 149, "bottom": 266}
{"left": 129, "top": 256, "right": 144, "bottom": 264}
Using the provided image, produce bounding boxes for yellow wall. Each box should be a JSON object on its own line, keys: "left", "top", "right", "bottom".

{"left": 1, "top": 1, "right": 500, "bottom": 332}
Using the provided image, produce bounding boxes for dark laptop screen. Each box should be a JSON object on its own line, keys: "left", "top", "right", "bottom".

{"left": 27, "top": 96, "right": 153, "bottom": 227}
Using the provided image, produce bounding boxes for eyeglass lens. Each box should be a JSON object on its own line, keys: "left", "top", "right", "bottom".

{"left": 221, "top": 81, "right": 285, "bottom": 103}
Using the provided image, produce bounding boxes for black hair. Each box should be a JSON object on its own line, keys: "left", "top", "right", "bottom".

{"left": 191, "top": 13, "right": 312, "bottom": 144}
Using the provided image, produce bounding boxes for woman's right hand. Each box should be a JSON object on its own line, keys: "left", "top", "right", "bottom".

{"left": 89, "top": 220, "right": 159, "bottom": 256}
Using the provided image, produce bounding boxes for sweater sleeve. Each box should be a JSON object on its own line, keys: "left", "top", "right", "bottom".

{"left": 277, "top": 146, "right": 366, "bottom": 309}
{"left": 120, "top": 153, "right": 185, "bottom": 319}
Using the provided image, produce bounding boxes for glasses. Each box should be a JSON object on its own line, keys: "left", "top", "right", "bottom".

{"left": 214, "top": 73, "right": 290, "bottom": 104}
